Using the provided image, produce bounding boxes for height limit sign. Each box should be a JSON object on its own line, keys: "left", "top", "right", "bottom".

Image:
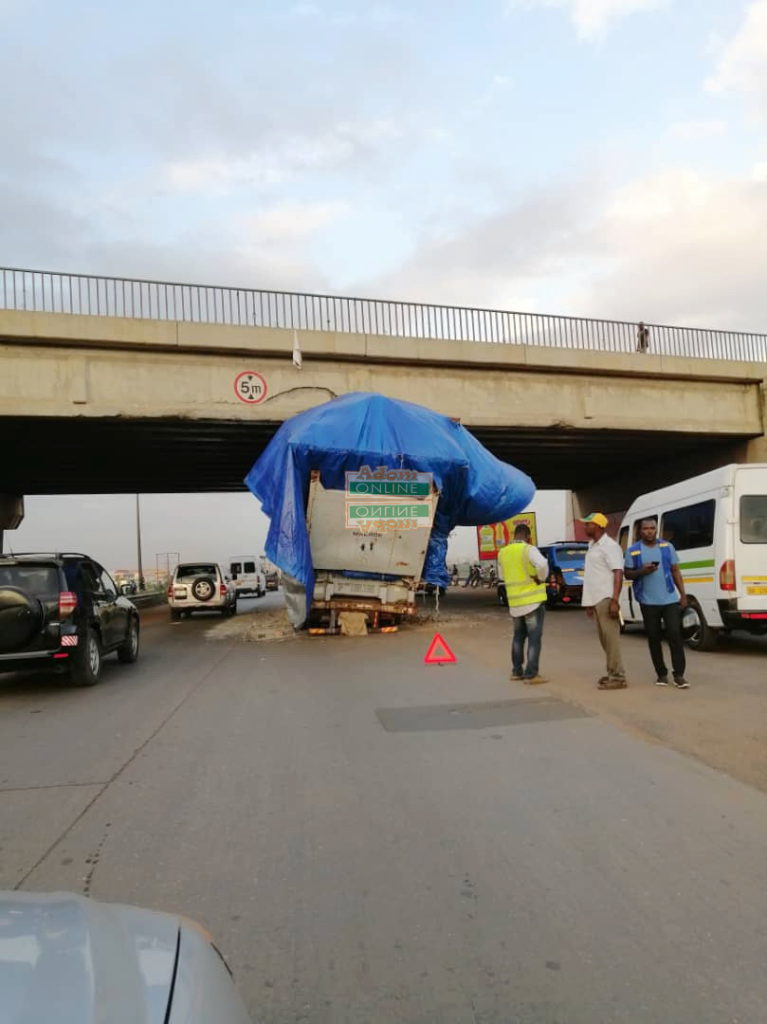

{"left": 234, "top": 371, "right": 268, "bottom": 405}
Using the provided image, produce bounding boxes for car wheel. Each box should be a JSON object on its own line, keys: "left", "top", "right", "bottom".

{"left": 170, "top": 609, "right": 182, "bottom": 622}
{"left": 117, "top": 617, "right": 140, "bottom": 663}
{"left": 70, "top": 627, "right": 102, "bottom": 687}
{"left": 684, "top": 597, "right": 719, "bottom": 651}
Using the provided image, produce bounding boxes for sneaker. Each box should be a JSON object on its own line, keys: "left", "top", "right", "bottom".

{"left": 510, "top": 672, "right": 524, "bottom": 681}
{"left": 656, "top": 676, "right": 669, "bottom": 687}
{"left": 673, "top": 675, "right": 690, "bottom": 689}
{"left": 523, "top": 675, "right": 548, "bottom": 685}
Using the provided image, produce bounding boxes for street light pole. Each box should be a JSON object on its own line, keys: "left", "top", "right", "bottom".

{"left": 135, "top": 494, "right": 145, "bottom": 591}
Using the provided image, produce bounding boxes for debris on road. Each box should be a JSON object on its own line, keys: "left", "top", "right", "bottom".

{"left": 206, "top": 607, "right": 297, "bottom": 643}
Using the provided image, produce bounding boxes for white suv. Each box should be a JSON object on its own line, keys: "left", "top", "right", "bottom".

{"left": 168, "top": 562, "right": 235, "bottom": 620}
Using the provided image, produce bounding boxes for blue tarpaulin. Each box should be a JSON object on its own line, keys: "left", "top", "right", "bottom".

{"left": 244, "top": 392, "right": 535, "bottom": 616}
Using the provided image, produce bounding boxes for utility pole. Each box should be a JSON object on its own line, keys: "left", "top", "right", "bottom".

{"left": 135, "top": 494, "right": 145, "bottom": 591}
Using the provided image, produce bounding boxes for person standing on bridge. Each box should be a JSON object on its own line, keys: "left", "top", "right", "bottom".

{"left": 580, "top": 513, "right": 627, "bottom": 690}
{"left": 624, "top": 519, "right": 690, "bottom": 688}
{"left": 636, "top": 322, "right": 650, "bottom": 353}
{"left": 498, "top": 524, "right": 548, "bottom": 684}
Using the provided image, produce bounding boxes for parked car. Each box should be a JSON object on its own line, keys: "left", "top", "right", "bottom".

{"left": 0, "top": 890, "right": 252, "bottom": 1022}
{"left": 0, "top": 552, "right": 140, "bottom": 686}
{"left": 168, "top": 562, "right": 235, "bottom": 620}
{"left": 265, "top": 569, "right": 280, "bottom": 591}
{"left": 497, "top": 542, "right": 588, "bottom": 608}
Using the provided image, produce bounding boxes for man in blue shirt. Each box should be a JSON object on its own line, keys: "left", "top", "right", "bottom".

{"left": 624, "top": 519, "right": 690, "bottom": 689}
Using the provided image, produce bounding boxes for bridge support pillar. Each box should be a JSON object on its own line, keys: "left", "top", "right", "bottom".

{"left": 0, "top": 494, "right": 24, "bottom": 553}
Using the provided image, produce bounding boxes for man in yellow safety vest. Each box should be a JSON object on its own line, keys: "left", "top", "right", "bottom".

{"left": 498, "top": 524, "right": 549, "bottom": 684}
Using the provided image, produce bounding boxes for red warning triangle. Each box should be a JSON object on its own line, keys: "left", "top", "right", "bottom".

{"left": 423, "top": 633, "right": 457, "bottom": 665}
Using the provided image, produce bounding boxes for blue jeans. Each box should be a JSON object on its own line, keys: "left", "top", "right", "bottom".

{"left": 512, "top": 605, "right": 545, "bottom": 678}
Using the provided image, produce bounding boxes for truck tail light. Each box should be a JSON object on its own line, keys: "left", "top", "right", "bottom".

{"left": 58, "top": 591, "right": 77, "bottom": 617}
{"left": 719, "top": 560, "right": 736, "bottom": 591}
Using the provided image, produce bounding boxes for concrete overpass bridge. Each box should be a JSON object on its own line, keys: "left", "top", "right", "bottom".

{"left": 1, "top": 267, "right": 766, "bottom": 539}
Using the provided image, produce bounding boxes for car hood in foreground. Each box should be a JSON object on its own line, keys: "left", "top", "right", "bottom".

{"left": 0, "top": 891, "right": 177, "bottom": 1024}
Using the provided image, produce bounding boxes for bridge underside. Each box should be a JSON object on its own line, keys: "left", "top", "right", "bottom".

{"left": 2, "top": 415, "right": 750, "bottom": 495}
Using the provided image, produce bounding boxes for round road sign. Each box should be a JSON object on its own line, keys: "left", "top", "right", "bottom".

{"left": 234, "top": 371, "right": 268, "bottom": 404}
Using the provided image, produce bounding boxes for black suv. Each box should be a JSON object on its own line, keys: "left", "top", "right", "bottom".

{"left": 0, "top": 553, "right": 140, "bottom": 686}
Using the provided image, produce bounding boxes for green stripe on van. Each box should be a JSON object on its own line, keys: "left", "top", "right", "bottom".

{"left": 678, "top": 559, "right": 715, "bottom": 570}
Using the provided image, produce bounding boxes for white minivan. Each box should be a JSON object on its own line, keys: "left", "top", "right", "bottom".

{"left": 228, "top": 555, "right": 266, "bottom": 601}
{"left": 618, "top": 464, "right": 767, "bottom": 650}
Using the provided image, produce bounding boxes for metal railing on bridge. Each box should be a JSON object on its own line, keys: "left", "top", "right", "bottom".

{"left": 2, "top": 266, "right": 766, "bottom": 362}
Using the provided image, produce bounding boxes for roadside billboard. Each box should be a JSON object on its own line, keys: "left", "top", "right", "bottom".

{"left": 476, "top": 513, "right": 538, "bottom": 560}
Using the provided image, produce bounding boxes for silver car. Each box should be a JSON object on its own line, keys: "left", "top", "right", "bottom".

{"left": 0, "top": 891, "right": 252, "bottom": 1023}
{"left": 168, "top": 562, "right": 235, "bottom": 621}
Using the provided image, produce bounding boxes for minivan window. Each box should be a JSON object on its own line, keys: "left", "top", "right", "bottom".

{"left": 244, "top": 561, "right": 256, "bottom": 574}
{"left": 618, "top": 526, "right": 629, "bottom": 552}
{"left": 176, "top": 564, "right": 217, "bottom": 580}
{"left": 740, "top": 496, "right": 767, "bottom": 543}
{"left": 661, "top": 499, "right": 715, "bottom": 550}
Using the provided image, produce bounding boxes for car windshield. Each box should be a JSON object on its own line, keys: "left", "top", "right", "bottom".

{"left": 554, "top": 547, "right": 587, "bottom": 566}
{"left": 176, "top": 564, "right": 217, "bottom": 580}
{"left": 740, "top": 495, "right": 767, "bottom": 543}
{"left": 0, "top": 564, "right": 60, "bottom": 593}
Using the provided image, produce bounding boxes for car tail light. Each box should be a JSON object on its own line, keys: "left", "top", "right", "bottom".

{"left": 167, "top": 584, "right": 173, "bottom": 598}
{"left": 719, "top": 560, "right": 736, "bottom": 591}
{"left": 219, "top": 584, "right": 227, "bottom": 596}
{"left": 58, "top": 591, "right": 77, "bottom": 617}
{"left": 53, "top": 652, "right": 69, "bottom": 659}
{"left": 743, "top": 613, "right": 767, "bottom": 620}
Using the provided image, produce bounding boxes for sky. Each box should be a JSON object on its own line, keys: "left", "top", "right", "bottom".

{"left": 4, "top": 0, "right": 767, "bottom": 566}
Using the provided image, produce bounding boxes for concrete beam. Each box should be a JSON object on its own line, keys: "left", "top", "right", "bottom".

{"left": 1, "top": 341, "right": 763, "bottom": 438}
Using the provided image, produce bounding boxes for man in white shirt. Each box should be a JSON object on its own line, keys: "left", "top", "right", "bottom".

{"left": 580, "top": 512, "right": 627, "bottom": 690}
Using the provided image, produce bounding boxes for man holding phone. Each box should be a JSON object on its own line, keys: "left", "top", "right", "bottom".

{"left": 624, "top": 519, "right": 690, "bottom": 688}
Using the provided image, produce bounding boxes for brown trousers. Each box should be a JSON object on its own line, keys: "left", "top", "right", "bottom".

{"left": 593, "top": 598, "right": 626, "bottom": 680}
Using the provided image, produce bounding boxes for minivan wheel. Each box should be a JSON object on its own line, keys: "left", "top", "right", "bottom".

{"left": 70, "top": 628, "right": 102, "bottom": 686}
{"left": 684, "top": 597, "right": 719, "bottom": 652}
{"left": 117, "top": 617, "right": 140, "bottom": 663}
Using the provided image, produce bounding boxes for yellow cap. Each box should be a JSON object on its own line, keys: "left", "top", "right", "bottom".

{"left": 579, "top": 512, "right": 608, "bottom": 528}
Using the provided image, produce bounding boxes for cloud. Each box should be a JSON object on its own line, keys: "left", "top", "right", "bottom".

{"left": 165, "top": 120, "right": 401, "bottom": 196}
{"left": 509, "top": 0, "right": 667, "bottom": 41}
{"left": 706, "top": 0, "right": 767, "bottom": 108}
{"left": 363, "top": 167, "right": 767, "bottom": 333}
{"left": 667, "top": 118, "right": 728, "bottom": 141}
{"left": 244, "top": 201, "right": 349, "bottom": 242}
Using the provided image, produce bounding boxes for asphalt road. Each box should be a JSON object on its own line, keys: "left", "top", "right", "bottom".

{"left": 2, "top": 594, "right": 767, "bottom": 1023}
